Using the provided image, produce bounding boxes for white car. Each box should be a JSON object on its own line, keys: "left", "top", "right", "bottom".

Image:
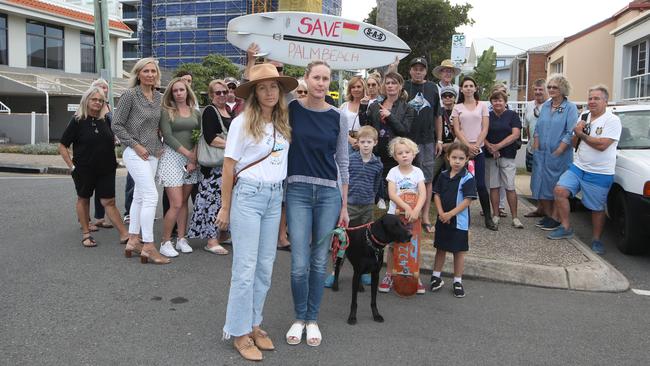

{"left": 603, "top": 104, "right": 650, "bottom": 254}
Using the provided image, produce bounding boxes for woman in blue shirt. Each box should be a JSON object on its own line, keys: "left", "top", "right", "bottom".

{"left": 531, "top": 74, "right": 578, "bottom": 230}
{"left": 285, "top": 60, "right": 349, "bottom": 348}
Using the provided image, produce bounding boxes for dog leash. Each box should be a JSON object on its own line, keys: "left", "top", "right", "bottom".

{"left": 319, "top": 223, "right": 373, "bottom": 263}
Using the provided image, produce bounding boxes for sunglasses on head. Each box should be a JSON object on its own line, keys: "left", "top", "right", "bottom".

{"left": 296, "top": 90, "right": 307, "bottom": 95}
{"left": 441, "top": 94, "right": 455, "bottom": 98}
{"left": 214, "top": 90, "right": 228, "bottom": 96}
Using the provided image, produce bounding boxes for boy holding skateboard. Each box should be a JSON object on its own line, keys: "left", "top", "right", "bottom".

{"left": 430, "top": 142, "right": 477, "bottom": 298}
{"left": 380, "top": 137, "right": 426, "bottom": 295}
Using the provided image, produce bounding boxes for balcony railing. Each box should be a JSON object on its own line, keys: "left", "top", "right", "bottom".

{"left": 623, "top": 72, "right": 650, "bottom": 101}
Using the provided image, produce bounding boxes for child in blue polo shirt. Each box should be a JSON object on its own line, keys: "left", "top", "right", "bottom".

{"left": 430, "top": 142, "right": 477, "bottom": 298}
{"left": 325, "top": 126, "right": 383, "bottom": 287}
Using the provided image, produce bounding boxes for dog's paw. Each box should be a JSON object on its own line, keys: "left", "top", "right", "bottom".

{"left": 373, "top": 314, "right": 384, "bottom": 323}
{"left": 347, "top": 316, "right": 357, "bottom": 325}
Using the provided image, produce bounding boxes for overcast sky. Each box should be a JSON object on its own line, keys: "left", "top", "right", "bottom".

{"left": 341, "top": 0, "right": 632, "bottom": 45}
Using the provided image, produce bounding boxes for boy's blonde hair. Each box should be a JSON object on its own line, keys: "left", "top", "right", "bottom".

{"left": 388, "top": 137, "right": 419, "bottom": 158}
{"left": 357, "top": 126, "right": 378, "bottom": 141}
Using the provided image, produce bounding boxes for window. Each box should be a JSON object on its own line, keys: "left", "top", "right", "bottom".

{"left": 631, "top": 40, "right": 647, "bottom": 76}
{"left": 495, "top": 59, "right": 506, "bottom": 68}
{"left": 80, "top": 31, "right": 95, "bottom": 73}
{"left": 0, "top": 14, "right": 7, "bottom": 65}
{"left": 551, "top": 59, "right": 563, "bottom": 74}
{"left": 26, "top": 20, "right": 64, "bottom": 69}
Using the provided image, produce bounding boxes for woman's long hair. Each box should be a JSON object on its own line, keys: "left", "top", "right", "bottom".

{"left": 128, "top": 57, "right": 161, "bottom": 90}
{"left": 382, "top": 72, "right": 408, "bottom": 101}
{"left": 75, "top": 86, "right": 106, "bottom": 121}
{"left": 162, "top": 77, "right": 198, "bottom": 122}
{"left": 457, "top": 76, "right": 480, "bottom": 104}
{"left": 345, "top": 76, "right": 366, "bottom": 102}
{"left": 243, "top": 81, "right": 291, "bottom": 143}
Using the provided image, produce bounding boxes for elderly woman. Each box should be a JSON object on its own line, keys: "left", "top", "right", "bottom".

{"left": 59, "top": 86, "right": 129, "bottom": 247}
{"left": 531, "top": 74, "right": 578, "bottom": 230}
{"left": 112, "top": 57, "right": 168, "bottom": 264}
{"left": 293, "top": 79, "right": 308, "bottom": 100}
{"left": 340, "top": 75, "right": 367, "bottom": 150}
{"left": 485, "top": 90, "right": 524, "bottom": 229}
{"left": 188, "top": 79, "right": 232, "bottom": 255}
{"left": 216, "top": 63, "right": 297, "bottom": 361}
{"left": 157, "top": 77, "right": 202, "bottom": 257}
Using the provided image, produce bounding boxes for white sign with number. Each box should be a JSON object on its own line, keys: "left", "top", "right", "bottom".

{"left": 451, "top": 34, "right": 466, "bottom": 66}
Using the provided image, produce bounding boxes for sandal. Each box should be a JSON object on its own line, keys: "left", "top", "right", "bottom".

{"left": 203, "top": 244, "right": 229, "bottom": 255}
{"left": 87, "top": 223, "right": 99, "bottom": 232}
{"left": 305, "top": 322, "right": 322, "bottom": 347}
{"left": 234, "top": 336, "right": 263, "bottom": 361}
{"left": 524, "top": 211, "right": 544, "bottom": 218}
{"left": 81, "top": 233, "right": 97, "bottom": 247}
{"left": 285, "top": 321, "right": 305, "bottom": 345}
{"left": 421, "top": 223, "right": 434, "bottom": 233}
{"left": 499, "top": 209, "right": 508, "bottom": 218}
{"left": 251, "top": 328, "right": 275, "bottom": 351}
{"left": 95, "top": 220, "right": 114, "bottom": 229}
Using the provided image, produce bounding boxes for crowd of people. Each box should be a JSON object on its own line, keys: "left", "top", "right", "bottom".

{"left": 58, "top": 47, "right": 621, "bottom": 360}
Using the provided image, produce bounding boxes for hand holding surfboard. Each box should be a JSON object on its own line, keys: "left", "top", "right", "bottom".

{"left": 227, "top": 12, "right": 411, "bottom": 70}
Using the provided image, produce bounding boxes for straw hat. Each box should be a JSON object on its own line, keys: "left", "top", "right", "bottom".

{"left": 432, "top": 59, "right": 461, "bottom": 79}
{"left": 235, "top": 63, "right": 298, "bottom": 98}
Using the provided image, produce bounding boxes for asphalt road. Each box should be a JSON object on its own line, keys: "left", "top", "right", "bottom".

{"left": 1, "top": 173, "right": 650, "bottom": 366}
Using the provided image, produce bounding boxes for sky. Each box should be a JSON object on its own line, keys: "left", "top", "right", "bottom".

{"left": 341, "top": 0, "right": 632, "bottom": 45}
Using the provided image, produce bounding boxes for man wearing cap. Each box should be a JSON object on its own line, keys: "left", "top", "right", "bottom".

{"left": 433, "top": 85, "right": 457, "bottom": 180}
{"left": 224, "top": 77, "right": 245, "bottom": 118}
{"left": 388, "top": 56, "right": 443, "bottom": 233}
{"left": 433, "top": 60, "right": 461, "bottom": 104}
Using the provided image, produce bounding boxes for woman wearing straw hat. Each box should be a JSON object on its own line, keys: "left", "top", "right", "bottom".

{"left": 217, "top": 63, "right": 297, "bottom": 361}
{"left": 433, "top": 59, "right": 461, "bottom": 103}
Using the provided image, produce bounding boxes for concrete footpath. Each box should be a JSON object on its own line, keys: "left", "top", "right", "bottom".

{"left": 0, "top": 152, "right": 629, "bottom": 292}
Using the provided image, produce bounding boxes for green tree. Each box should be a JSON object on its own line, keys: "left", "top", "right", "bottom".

{"left": 366, "top": 0, "right": 473, "bottom": 77}
{"left": 282, "top": 64, "right": 306, "bottom": 78}
{"left": 471, "top": 46, "right": 497, "bottom": 100}
{"left": 174, "top": 54, "right": 240, "bottom": 104}
{"left": 202, "top": 54, "right": 240, "bottom": 79}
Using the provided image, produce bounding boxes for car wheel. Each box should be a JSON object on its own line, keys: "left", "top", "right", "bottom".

{"left": 611, "top": 190, "right": 644, "bottom": 255}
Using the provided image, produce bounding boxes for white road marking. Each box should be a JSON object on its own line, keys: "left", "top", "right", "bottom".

{"left": 631, "top": 288, "right": 650, "bottom": 296}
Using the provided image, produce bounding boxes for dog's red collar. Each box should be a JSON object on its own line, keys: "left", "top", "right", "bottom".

{"left": 367, "top": 227, "right": 390, "bottom": 247}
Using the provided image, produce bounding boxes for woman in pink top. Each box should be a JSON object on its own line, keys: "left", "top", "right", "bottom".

{"left": 451, "top": 76, "right": 497, "bottom": 231}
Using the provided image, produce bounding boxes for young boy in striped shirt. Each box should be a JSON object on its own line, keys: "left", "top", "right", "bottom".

{"left": 325, "top": 126, "right": 383, "bottom": 287}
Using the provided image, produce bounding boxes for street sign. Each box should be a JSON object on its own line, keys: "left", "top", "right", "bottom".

{"left": 451, "top": 34, "right": 466, "bottom": 66}
{"left": 67, "top": 104, "right": 79, "bottom": 112}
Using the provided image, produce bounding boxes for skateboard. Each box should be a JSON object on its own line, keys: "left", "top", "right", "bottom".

{"left": 392, "top": 192, "right": 421, "bottom": 297}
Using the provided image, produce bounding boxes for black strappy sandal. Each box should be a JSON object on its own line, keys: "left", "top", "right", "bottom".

{"left": 81, "top": 233, "right": 97, "bottom": 247}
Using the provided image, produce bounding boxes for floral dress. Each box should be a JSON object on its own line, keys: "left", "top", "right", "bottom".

{"left": 187, "top": 167, "right": 223, "bottom": 239}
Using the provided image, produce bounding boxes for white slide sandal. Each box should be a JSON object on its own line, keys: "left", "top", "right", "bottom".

{"left": 285, "top": 321, "right": 305, "bottom": 345}
{"left": 305, "top": 322, "right": 322, "bottom": 347}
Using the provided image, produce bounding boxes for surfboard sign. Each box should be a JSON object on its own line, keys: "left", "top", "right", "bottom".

{"left": 227, "top": 11, "right": 411, "bottom": 70}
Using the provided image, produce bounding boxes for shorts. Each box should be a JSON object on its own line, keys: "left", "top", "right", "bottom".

{"left": 415, "top": 142, "right": 435, "bottom": 183}
{"left": 557, "top": 165, "right": 613, "bottom": 211}
{"left": 485, "top": 157, "right": 516, "bottom": 190}
{"left": 72, "top": 167, "right": 116, "bottom": 199}
{"left": 156, "top": 145, "right": 201, "bottom": 187}
{"left": 348, "top": 204, "right": 374, "bottom": 227}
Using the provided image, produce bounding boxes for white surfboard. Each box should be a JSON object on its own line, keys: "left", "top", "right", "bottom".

{"left": 227, "top": 11, "right": 411, "bottom": 70}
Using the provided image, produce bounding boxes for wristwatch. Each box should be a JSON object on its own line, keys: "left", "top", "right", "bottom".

{"left": 437, "top": 140, "right": 443, "bottom": 144}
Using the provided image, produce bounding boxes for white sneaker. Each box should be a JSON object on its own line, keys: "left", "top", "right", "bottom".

{"left": 492, "top": 216, "right": 500, "bottom": 226}
{"left": 377, "top": 199, "right": 387, "bottom": 210}
{"left": 160, "top": 240, "right": 179, "bottom": 257}
{"left": 175, "top": 237, "right": 193, "bottom": 253}
{"left": 512, "top": 217, "right": 524, "bottom": 228}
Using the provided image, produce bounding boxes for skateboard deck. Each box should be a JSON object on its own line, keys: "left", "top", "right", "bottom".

{"left": 392, "top": 192, "right": 421, "bottom": 297}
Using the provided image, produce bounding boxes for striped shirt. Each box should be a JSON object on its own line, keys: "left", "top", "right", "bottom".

{"left": 112, "top": 87, "right": 163, "bottom": 156}
{"left": 348, "top": 151, "right": 383, "bottom": 205}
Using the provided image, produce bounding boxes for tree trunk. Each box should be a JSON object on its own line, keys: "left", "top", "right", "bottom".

{"left": 376, "top": 0, "right": 397, "bottom": 74}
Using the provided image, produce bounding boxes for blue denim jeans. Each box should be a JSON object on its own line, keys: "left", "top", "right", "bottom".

{"left": 223, "top": 178, "right": 283, "bottom": 338}
{"left": 286, "top": 182, "right": 342, "bottom": 321}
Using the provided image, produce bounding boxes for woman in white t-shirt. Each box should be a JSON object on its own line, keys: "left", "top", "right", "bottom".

{"left": 216, "top": 64, "right": 297, "bottom": 362}
{"left": 339, "top": 75, "right": 367, "bottom": 150}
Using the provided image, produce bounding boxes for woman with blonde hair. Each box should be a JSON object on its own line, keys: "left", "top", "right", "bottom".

{"left": 293, "top": 79, "right": 308, "bottom": 99}
{"left": 340, "top": 75, "right": 367, "bottom": 150}
{"left": 112, "top": 57, "right": 169, "bottom": 264}
{"left": 156, "top": 77, "right": 202, "bottom": 257}
{"left": 216, "top": 63, "right": 297, "bottom": 361}
{"left": 59, "top": 86, "right": 129, "bottom": 247}
{"left": 188, "top": 79, "right": 232, "bottom": 255}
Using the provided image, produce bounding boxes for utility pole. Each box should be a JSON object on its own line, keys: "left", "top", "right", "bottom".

{"left": 376, "top": 0, "right": 397, "bottom": 76}
{"left": 94, "top": 0, "right": 113, "bottom": 106}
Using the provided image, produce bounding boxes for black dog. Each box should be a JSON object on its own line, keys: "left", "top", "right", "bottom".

{"left": 332, "top": 214, "right": 411, "bottom": 325}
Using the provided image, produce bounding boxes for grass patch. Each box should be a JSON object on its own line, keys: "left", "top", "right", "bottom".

{"left": 0, "top": 143, "right": 125, "bottom": 158}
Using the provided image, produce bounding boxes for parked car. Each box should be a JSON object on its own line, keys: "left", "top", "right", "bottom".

{"left": 603, "top": 105, "right": 650, "bottom": 254}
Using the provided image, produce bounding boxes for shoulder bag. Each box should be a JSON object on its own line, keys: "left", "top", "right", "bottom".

{"left": 197, "top": 106, "right": 228, "bottom": 168}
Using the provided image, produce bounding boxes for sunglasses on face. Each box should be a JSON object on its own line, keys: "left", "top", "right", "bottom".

{"left": 547, "top": 85, "right": 559, "bottom": 90}
{"left": 441, "top": 94, "right": 455, "bottom": 99}
{"left": 296, "top": 90, "right": 307, "bottom": 95}
{"left": 214, "top": 90, "right": 228, "bottom": 96}
{"left": 227, "top": 84, "right": 236, "bottom": 90}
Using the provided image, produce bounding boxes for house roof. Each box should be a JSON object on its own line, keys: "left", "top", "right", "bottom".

{"left": 6, "top": 0, "right": 132, "bottom": 32}
{"left": 548, "top": 0, "right": 650, "bottom": 55}
{"left": 527, "top": 41, "right": 562, "bottom": 53}
{"left": 472, "top": 37, "right": 563, "bottom": 57}
{"left": 611, "top": 8, "right": 650, "bottom": 35}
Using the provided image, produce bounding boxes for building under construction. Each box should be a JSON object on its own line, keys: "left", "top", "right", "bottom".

{"left": 120, "top": 0, "right": 342, "bottom": 70}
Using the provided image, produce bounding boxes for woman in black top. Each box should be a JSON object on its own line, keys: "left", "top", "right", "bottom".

{"left": 188, "top": 79, "right": 232, "bottom": 255}
{"left": 58, "top": 86, "right": 129, "bottom": 247}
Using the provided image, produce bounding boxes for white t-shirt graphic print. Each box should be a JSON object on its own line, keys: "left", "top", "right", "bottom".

{"left": 386, "top": 165, "right": 425, "bottom": 214}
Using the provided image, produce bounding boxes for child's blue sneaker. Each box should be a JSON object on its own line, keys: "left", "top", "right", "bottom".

{"left": 547, "top": 226, "right": 574, "bottom": 240}
{"left": 591, "top": 240, "right": 605, "bottom": 255}
{"left": 361, "top": 273, "right": 371, "bottom": 286}
{"left": 324, "top": 274, "right": 335, "bottom": 288}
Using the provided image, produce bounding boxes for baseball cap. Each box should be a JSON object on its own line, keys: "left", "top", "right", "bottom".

{"left": 224, "top": 77, "right": 239, "bottom": 87}
{"left": 440, "top": 85, "right": 457, "bottom": 97}
{"left": 409, "top": 57, "right": 428, "bottom": 69}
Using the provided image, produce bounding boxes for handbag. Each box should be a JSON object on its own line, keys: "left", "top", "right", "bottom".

{"left": 197, "top": 106, "right": 228, "bottom": 168}
{"left": 233, "top": 127, "right": 276, "bottom": 185}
